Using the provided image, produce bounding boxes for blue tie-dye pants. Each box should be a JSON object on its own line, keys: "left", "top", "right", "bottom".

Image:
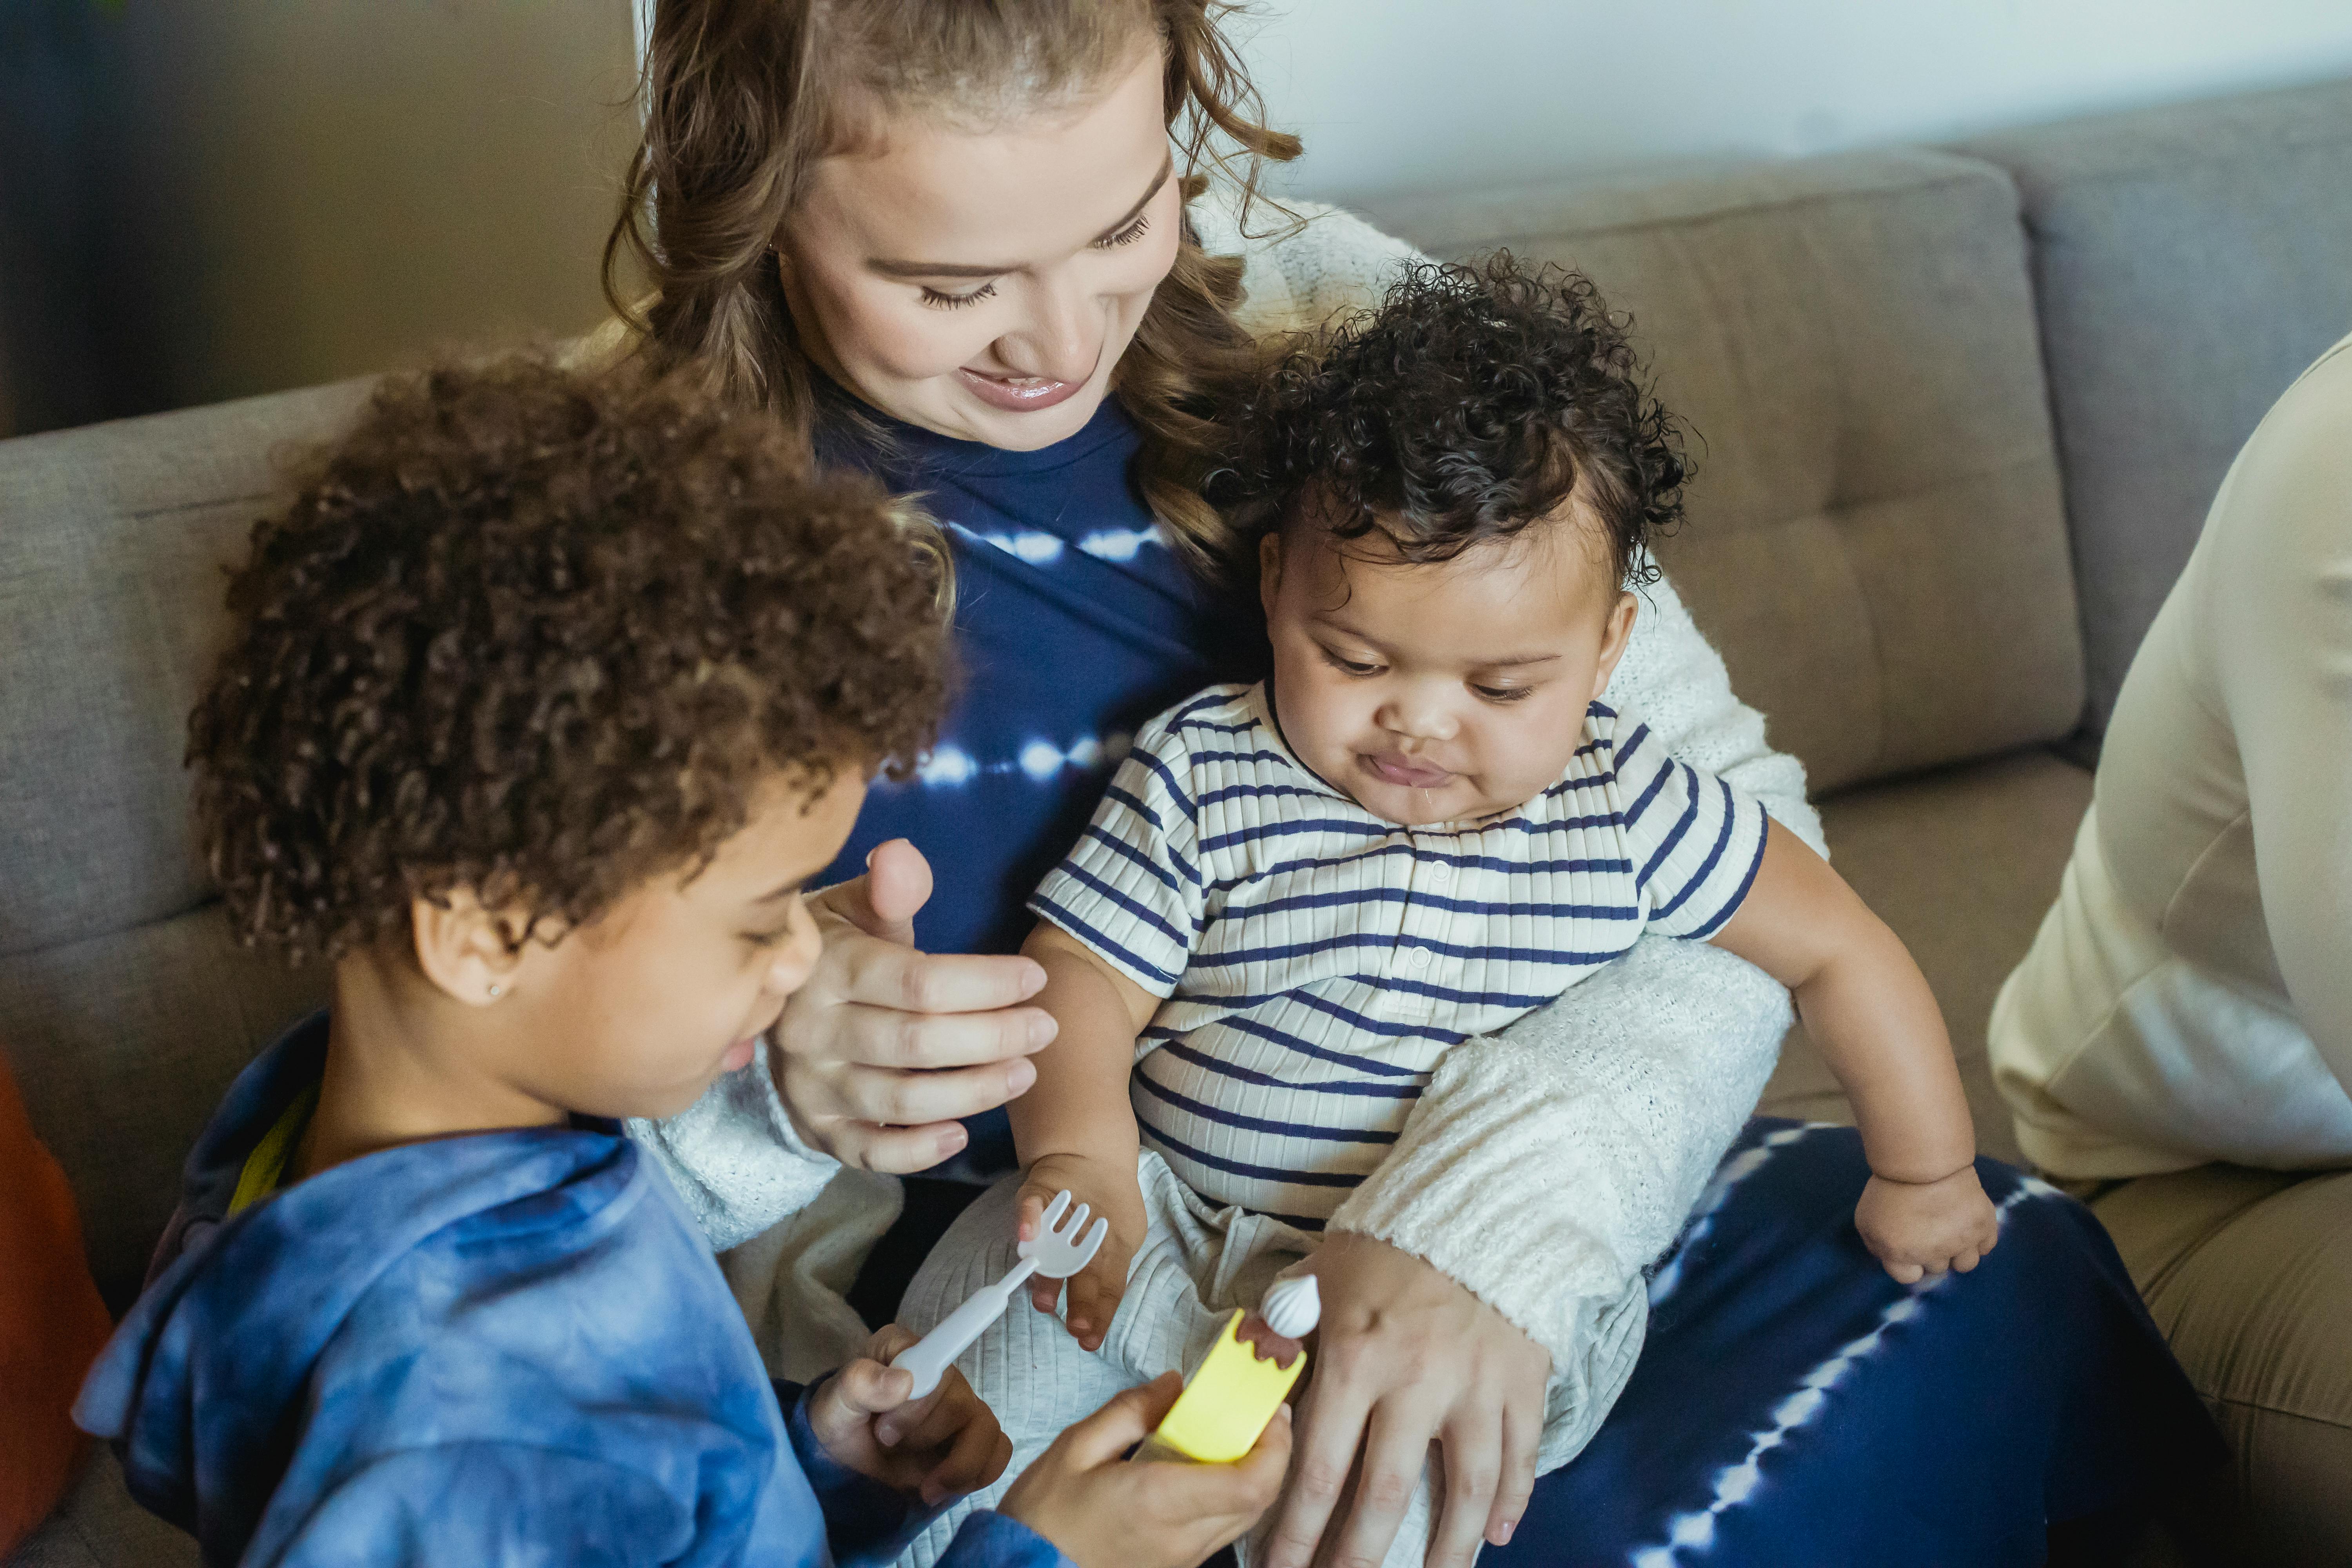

{"left": 1488, "top": 1120, "right": 2219, "bottom": 1568}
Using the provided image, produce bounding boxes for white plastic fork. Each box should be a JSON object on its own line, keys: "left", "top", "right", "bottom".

{"left": 892, "top": 1190, "right": 1110, "bottom": 1398}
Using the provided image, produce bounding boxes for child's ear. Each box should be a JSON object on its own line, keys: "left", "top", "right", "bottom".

{"left": 1258, "top": 531, "right": 1283, "bottom": 619}
{"left": 411, "top": 889, "right": 530, "bottom": 1007}
{"left": 1592, "top": 591, "right": 1639, "bottom": 700}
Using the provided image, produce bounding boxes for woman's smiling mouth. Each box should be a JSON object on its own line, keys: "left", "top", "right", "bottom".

{"left": 957, "top": 366, "right": 1087, "bottom": 412}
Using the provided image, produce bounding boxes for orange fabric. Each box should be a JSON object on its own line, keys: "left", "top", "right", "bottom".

{"left": 0, "top": 1045, "right": 114, "bottom": 1552}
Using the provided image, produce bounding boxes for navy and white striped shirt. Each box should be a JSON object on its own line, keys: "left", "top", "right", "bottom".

{"left": 1030, "top": 681, "right": 1772, "bottom": 1227}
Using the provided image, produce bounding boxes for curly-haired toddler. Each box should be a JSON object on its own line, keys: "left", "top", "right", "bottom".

{"left": 898, "top": 255, "right": 1997, "bottom": 1568}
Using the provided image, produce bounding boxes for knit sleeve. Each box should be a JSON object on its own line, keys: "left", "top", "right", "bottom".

{"left": 1186, "top": 186, "right": 1426, "bottom": 338}
{"left": 628, "top": 1041, "right": 839, "bottom": 1253}
{"left": 1027, "top": 715, "right": 1207, "bottom": 998}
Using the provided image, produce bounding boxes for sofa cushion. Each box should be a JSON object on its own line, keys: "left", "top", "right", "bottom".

{"left": 0, "top": 384, "right": 372, "bottom": 958}
{"left": 1755, "top": 748, "right": 2094, "bottom": 1168}
{"left": 0, "top": 386, "right": 361, "bottom": 1307}
{"left": 0, "top": 907, "right": 327, "bottom": 1312}
{"left": 1957, "top": 78, "right": 2352, "bottom": 734}
{"left": 1357, "top": 150, "right": 2083, "bottom": 796}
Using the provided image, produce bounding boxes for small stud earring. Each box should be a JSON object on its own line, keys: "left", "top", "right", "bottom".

{"left": 487, "top": 984, "right": 504, "bottom": 999}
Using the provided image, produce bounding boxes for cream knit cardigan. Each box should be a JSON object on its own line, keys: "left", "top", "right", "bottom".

{"left": 633, "top": 189, "right": 1824, "bottom": 1397}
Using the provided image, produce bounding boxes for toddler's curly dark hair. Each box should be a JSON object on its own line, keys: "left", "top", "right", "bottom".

{"left": 191, "top": 354, "right": 950, "bottom": 965}
{"left": 1217, "top": 252, "right": 1688, "bottom": 587}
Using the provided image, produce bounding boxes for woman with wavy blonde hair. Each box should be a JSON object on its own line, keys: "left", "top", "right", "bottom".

{"left": 612, "top": 5, "right": 2217, "bottom": 1565}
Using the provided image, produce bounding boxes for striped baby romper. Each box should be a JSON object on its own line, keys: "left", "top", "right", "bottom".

{"left": 1032, "top": 680, "right": 1772, "bottom": 1228}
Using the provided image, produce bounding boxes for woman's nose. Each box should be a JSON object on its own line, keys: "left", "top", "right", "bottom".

{"left": 995, "top": 274, "right": 1099, "bottom": 385}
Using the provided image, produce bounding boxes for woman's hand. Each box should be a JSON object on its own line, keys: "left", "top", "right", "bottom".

{"left": 776, "top": 839, "right": 1058, "bottom": 1172}
{"left": 1265, "top": 1234, "right": 1550, "bottom": 1568}
{"left": 806, "top": 1326, "right": 1013, "bottom": 1506}
{"left": 998, "top": 1373, "right": 1291, "bottom": 1568}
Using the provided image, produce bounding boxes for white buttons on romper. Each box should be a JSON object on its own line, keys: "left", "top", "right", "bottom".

{"left": 1409, "top": 947, "right": 1432, "bottom": 969}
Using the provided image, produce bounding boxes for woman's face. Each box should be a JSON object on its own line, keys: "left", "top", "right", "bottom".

{"left": 779, "top": 44, "right": 1183, "bottom": 450}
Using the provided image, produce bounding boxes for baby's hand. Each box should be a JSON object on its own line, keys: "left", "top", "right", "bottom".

{"left": 1018, "top": 1152, "right": 1147, "bottom": 1352}
{"left": 1855, "top": 1166, "right": 2001, "bottom": 1284}
{"left": 806, "top": 1325, "right": 1013, "bottom": 1506}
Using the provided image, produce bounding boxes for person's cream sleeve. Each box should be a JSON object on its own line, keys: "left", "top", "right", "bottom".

{"left": 1203, "top": 189, "right": 1825, "bottom": 1368}
{"left": 2203, "top": 336, "right": 2352, "bottom": 1097}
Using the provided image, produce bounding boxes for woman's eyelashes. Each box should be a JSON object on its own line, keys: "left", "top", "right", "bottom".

{"left": 915, "top": 218, "right": 1149, "bottom": 309}
{"left": 1097, "top": 214, "right": 1151, "bottom": 249}
{"left": 919, "top": 281, "right": 998, "bottom": 311}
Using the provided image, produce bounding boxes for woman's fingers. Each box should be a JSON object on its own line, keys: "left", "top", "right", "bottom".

{"left": 1485, "top": 1387, "right": 1540, "bottom": 1548}
{"left": 830, "top": 993, "right": 1058, "bottom": 1072}
{"left": 821, "top": 1119, "right": 973, "bottom": 1175}
{"left": 826, "top": 1055, "right": 1040, "bottom": 1129}
{"left": 857, "top": 838, "right": 934, "bottom": 941}
{"left": 1321, "top": 1401, "right": 1434, "bottom": 1568}
{"left": 1428, "top": 1403, "right": 1504, "bottom": 1568}
{"left": 839, "top": 938, "right": 1048, "bottom": 1022}
{"left": 1263, "top": 1369, "right": 1374, "bottom": 1568}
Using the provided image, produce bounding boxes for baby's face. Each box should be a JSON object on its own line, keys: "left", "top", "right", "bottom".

{"left": 1261, "top": 512, "right": 1637, "bottom": 826}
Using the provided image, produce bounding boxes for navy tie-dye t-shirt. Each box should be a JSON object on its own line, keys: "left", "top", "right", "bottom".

{"left": 818, "top": 397, "right": 1265, "bottom": 962}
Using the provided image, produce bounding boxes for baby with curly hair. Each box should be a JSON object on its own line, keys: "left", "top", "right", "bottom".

{"left": 900, "top": 254, "right": 1997, "bottom": 1567}
{"left": 73, "top": 357, "right": 1289, "bottom": 1568}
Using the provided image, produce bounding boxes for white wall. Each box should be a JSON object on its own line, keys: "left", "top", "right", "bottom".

{"left": 1238, "top": 0, "right": 2352, "bottom": 203}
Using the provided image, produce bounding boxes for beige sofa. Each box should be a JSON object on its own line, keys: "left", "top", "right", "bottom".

{"left": 7, "top": 78, "right": 2351, "bottom": 1566}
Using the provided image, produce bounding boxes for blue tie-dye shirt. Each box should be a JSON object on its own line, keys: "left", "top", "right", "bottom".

{"left": 817, "top": 396, "right": 1265, "bottom": 961}
{"left": 818, "top": 397, "right": 1265, "bottom": 1170}
{"left": 75, "top": 1014, "right": 1063, "bottom": 1568}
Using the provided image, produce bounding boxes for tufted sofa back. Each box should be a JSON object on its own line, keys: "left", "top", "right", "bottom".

{"left": 1363, "top": 148, "right": 2085, "bottom": 799}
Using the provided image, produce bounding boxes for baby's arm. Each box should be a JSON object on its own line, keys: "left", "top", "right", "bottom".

{"left": 1711, "top": 819, "right": 2000, "bottom": 1282}
{"left": 1011, "top": 921, "right": 1163, "bottom": 1348}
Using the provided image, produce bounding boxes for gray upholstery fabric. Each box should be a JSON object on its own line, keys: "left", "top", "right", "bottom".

{"left": 1755, "top": 748, "right": 2094, "bottom": 1169}
{"left": 0, "top": 385, "right": 361, "bottom": 1307}
{"left": 1958, "top": 79, "right": 2352, "bottom": 733}
{"left": 1357, "top": 150, "right": 2084, "bottom": 797}
{"left": 2, "top": 904, "right": 326, "bottom": 1310}
{"left": 0, "top": 382, "right": 371, "bottom": 956}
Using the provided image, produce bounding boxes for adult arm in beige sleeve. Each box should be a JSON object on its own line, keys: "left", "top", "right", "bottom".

{"left": 2208, "top": 336, "right": 2352, "bottom": 1096}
